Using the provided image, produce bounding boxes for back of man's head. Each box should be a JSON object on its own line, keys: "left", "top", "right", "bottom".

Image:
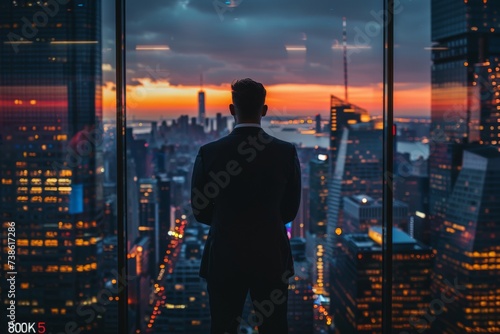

{"left": 231, "top": 78, "right": 266, "bottom": 118}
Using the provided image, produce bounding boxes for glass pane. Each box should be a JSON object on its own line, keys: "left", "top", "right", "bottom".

{"left": 395, "top": 0, "right": 500, "bottom": 333}
{"left": 1, "top": 1, "right": 116, "bottom": 333}
{"left": 326, "top": 4, "right": 386, "bottom": 334}
{"left": 125, "top": 1, "right": 384, "bottom": 333}
{"left": 393, "top": 1, "right": 433, "bottom": 333}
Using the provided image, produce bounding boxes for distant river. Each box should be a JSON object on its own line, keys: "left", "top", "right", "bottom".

{"left": 260, "top": 120, "right": 429, "bottom": 161}
{"left": 130, "top": 118, "right": 429, "bottom": 161}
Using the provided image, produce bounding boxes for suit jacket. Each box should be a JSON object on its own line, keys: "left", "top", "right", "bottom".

{"left": 191, "top": 126, "right": 301, "bottom": 282}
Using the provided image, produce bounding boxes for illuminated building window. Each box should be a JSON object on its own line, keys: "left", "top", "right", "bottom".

{"left": 45, "top": 178, "right": 58, "bottom": 186}
{"left": 30, "top": 187, "right": 42, "bottom": 194}
{"left": 31, "top": 178, "right": 42, "bottom": 185}
{"left": 45, "top": 240, "right": 58, "bottom": 247}
{"left": 32, "top": 265, "right": 44, "bottom": 272}
{"left": 44, "top": 196, "right": 58, "bottom": 203}
{"left": 58, "top": 222, "right": 72, "bottom": 229}
{"left": 60, "top": 265, "right": 73, "bottom": 273}
{"left": 59, "top": 170, "right": 72, "bottom": 177}
{"left": 58, "top": 179, "right": 71, "bottom": 185}
{"left": 55, "top": 135, "right": 67, "bottom": 141}
{"left": 1, "top": 178, "right": 13, "bottom": 184}
{"left": 17, "top": 239, "right": 29, "bottom": 246}
{"left": 17, "top": 196, "right": 28, "bottom": 202}
{"left": 46, "top": 265, "right": 59, "bottom": 272}
{"left": 31, "top": 240, "right": 44, "bottom": 247}
{"left": 30, "top": 196, "right": 43, "bottom": 203}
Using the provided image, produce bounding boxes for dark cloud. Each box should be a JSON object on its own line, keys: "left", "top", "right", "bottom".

{"left": 101, "top": 0, "right": 431, "bottom": 88}
{"left": 394, "top": 0, "right": 432, "bottom": 83}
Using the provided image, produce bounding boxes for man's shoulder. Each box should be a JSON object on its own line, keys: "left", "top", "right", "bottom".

{"left": 200, "top": 130, "right": 296, "bottom": 152}
{"left": 260, "top": 133, "right": 296, "bottom": 152}
{"left": 268, "top": 135, "right": 295, "bottom": 148}
{"left": 199, "top": 136, "right": 230, "bottom": 152}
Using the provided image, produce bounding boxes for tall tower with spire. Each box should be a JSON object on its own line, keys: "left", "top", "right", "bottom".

{"left": 342, "top": 17, "right": 348, "bottom": 103}
{"left": 198, "top": 73, "right": 206, "bottom": 126}
{"left": 329, "top": 18, "right": 369, "bottom": 164}
{"left": 325, "top": 17, "right": 371, "bottom": 296}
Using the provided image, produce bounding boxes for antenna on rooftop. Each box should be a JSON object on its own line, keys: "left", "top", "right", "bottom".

{"left": 343, "top": 17, "right": 348, "bottom": 103}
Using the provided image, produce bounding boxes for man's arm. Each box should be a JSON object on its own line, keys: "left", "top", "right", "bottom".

{"left": 281, "top": 145, "right": 301, "bottom": 224}
{"left": 191, "top": 147, "right": 213, "bottom": 225}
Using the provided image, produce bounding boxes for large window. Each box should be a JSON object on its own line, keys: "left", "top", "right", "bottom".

{"left": 1, "top": 1, "right": 499, "bottom": 333}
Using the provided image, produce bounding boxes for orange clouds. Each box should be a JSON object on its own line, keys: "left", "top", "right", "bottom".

{"left": 103, "top": 80, "right": 430, "bottom": 119}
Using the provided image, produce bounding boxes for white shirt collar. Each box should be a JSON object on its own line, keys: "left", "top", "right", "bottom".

{"left": 234, "top": 123, "right": 261, "bottom": 129}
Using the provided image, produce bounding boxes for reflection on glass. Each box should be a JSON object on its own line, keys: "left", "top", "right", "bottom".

{"left": 395, "top": 1, "right": 500, "bottom": 334}
{"left": 0, "top": 1, "right": 105, "bottom": 333}
{"left": 429, "top": 1, "right": 500, "bottom": 333}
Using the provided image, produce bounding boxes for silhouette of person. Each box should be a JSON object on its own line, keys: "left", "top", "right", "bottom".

{"left": 191, "top": 78, "right": 301, "bottom": 334}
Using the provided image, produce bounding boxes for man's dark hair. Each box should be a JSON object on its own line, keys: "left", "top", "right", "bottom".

{"left": 231, "top": 78, "right": 266, "bottom": 117}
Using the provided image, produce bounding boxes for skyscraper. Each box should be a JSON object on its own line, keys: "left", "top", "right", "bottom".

{"left": 309, "top": 153, "right": 329, "bottom": 235}
{"left": 155, "top": 239, "right": 211, "bottom": 333}
{"left": 139, "top": 178, "right": 160, "bottom": 277}
{"left": 0, "top": 1, "right": 103, "bottom": 332}
{"left": 431, "top": 147, "right": 500, "bottom": 333}
{"left": 394, "top": 157, "right": 430, "bottom": 245}
{"left": 288, "top": 238, "right": 314, "bottom": 334}
{"left": 429, "top": 0, "right": 500, "bottom": 235}
{"left": 128, "top": 238, "right": 151, "bottom": 333}
{"left": 428, "top": 5, "right": 500, "bottom": 331}
{"left": 157, "top": 175, "right": 172, "bottom": 255}
{"left": 292, "top": 185, "right": 309, "bottom": 238}
{"left": 331, "top": 227, "right": 433, "bottom": 334}
{"left": 342, "top": 194, "right": 409, "bottom": 234}
{"left": 307, "top": 153, "right": 329, "bottom": 295}
{"left": 198, "top": 89, "right": 206, "bottom": 126}
{"left": 215, "top": 112, "right": 228, "bottom": 136}
{"left": 326, "top": 121, "right": 383, "bottom": 296}
{"left": 315, "top": 113, "right": 322, "bottom": 134}
{"left": 329, "top": 95, "right": 369, "bottom": 167}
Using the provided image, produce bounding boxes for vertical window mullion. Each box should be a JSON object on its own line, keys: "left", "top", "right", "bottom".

{"left": 116, "top": 0, "right": 128, "bottom": 332}
{"left": 382, "top": 0, "right": 394, "bottom": 332}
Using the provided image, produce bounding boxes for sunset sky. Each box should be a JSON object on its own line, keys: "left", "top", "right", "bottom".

{"left": 102, "top": 0, "right": 431, "bottom": 119}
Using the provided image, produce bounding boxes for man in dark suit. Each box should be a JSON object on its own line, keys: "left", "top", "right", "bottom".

{"left": 191, "top": 78, "right": 301, "bottom": 334}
